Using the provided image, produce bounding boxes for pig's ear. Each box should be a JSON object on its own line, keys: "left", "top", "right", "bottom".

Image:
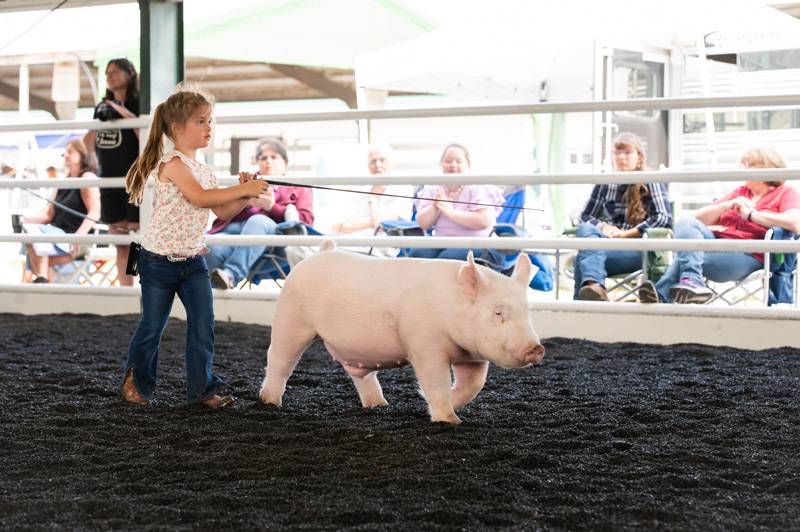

{"left": 511, "top": 252, "right": 533, "bottom": 286}
{"left": 457, "top": 251, "right": 485, "bottom": 300}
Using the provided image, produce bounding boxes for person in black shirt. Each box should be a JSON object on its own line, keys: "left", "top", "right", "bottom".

{"left": 84, "top": 58, "right": 140, "bottom": 286}
{"left": 22, "top": 139, "right": 100, "bottom": 282}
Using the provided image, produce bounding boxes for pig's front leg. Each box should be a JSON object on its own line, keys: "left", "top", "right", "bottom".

{"left": 346, "top": 369, "right": 389, "bottom": 409}
{"left": 409, "top": 350, "right": 461, "bottom": 424}
{"left": 451, "top": 361, "right": 489, "bottom": 411}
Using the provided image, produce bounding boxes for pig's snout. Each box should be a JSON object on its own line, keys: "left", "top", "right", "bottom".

{"left": 520, "top": 344, "right": 545, "bottom": 365}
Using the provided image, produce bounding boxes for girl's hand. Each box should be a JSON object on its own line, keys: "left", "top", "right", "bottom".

{"left": 243, "top": 179, "right": 268, "bottom": 198}
{"left": 70, "top": 243, "right": 81, "bottom": 257}
{"left": 239, "top": 171, "right": 255, "bottom": 184}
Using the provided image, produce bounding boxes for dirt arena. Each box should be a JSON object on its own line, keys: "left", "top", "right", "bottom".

{"left": 1, "top": 312, "right": 799, "bottom": 530}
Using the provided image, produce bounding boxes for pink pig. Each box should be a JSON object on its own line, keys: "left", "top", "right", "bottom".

{"left": 259, "top": 241, "right": 545, "bottom": 424}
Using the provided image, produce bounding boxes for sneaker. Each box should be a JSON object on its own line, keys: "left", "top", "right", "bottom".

{"left": 210, "top": 268, "right": 234, "bottom": 290}
{"left": 32, "top": 275, "right": 49, "bottom": 284}
{"left": 668, "top": 277, "right": 713, "bottom": 304}
{"left": 638, "top": 280, "right": 660, "bottom": 304}
{"left": 578, "top": 282, "right": 609, "bottom": 301}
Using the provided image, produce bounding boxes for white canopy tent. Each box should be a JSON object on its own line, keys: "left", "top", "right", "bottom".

{"left": 354, "top": 0, "right": 800, "bottom": 234}
{"left": 355, "top": 0, "right": 800, "bottom": 102}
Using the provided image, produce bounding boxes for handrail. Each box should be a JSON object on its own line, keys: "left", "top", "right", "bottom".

{"left": 1, "top": 283, "right": 798, "bottom": 320}
{"left": 3, "top": 234, "right": 799, "bottom": 253}
{"left": 2, "top": 167, "right": 799, "bottom": 189}
{"left": 1, "top": 93, "right": 799, "bottom": 133}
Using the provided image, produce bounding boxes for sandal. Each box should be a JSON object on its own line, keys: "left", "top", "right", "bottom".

{"left": 122, "top": 368, "right": 149, "bottom": 406}
{"left": 200, "top": 394, "right": 235, "bottom": 409}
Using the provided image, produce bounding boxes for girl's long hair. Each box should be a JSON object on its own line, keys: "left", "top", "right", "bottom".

{"left": 66, "top": 138, "right": 98, "bottom": 177}
{"left": 125, "top": 85, "right": 214, "bottom": 205}
{"left": 613, "top": 132, "right": 649, "bottom": 226}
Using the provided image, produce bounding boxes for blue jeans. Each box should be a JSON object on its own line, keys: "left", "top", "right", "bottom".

{"left": 409, "top": 247, "right": 503, "bottom": 264}
{"left": 654, "top": 218, "right": 762, "bottom": 302}
{"left": 205, "top": 215, "right": 278, "bottom": 284}
{"left": 572, "top": 222, "right": 643, "bottom": 299}
{"left": 124, "top": 249, "right": 225, "bottom": 403}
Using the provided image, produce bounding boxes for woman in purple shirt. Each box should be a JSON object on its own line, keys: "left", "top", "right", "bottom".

{"left": 410, "top": 143, "right": 505, "bottom": 261}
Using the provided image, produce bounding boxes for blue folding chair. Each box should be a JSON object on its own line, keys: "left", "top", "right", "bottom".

{"left": 245, "top": 220, "right": 323, "bottom": 286}
{"left": 473, "top": 188, "right": 553, "bottom": 292}
{"left": 767, "top": 228, "right": 798, "bottom": 306}
{"left": 373, "top": 192, "right": 425, "bottom": 257}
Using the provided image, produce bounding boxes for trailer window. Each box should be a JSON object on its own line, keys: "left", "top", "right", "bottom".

{"left": 683, "top": 109, "right": 800, "bottom": 133}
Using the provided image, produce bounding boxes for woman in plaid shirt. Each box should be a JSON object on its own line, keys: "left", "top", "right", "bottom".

{"left": 573, "top": 133, "right": 672, "bottom": 301}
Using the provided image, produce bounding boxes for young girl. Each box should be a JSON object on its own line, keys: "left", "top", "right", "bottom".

{"left": 120, "top": 86, "right": 267, "bottom": 408}
{"left": 572, "top": 132, "right": 672, "bottom": 301}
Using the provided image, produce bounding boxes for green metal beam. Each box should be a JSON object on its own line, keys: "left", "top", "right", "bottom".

{"left": 138, "top": 0, "right": 184, "bottom": 113}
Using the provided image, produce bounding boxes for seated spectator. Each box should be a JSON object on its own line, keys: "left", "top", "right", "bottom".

{"left": 639, "top": 147, "right": 800, "bottom": 304}
{"left": 573, "top": 132, "right": 672, "bottom": 301}
{"left": 325, "top": 143, "right": 414, "bottom": 258}
{"left": 410, "top": 143, "right": 505, "bottom": 261}
{"left": 22, "top": 139, "right": 101, "bottom": 283}
{"left": 207, "top": 138, "right": 313, "bottom": 289}
{"left": 330, "top": 143, "right": 413, "bottom": 235}
{"left": 283, "top": 142, "right": 415, "bottom": 266}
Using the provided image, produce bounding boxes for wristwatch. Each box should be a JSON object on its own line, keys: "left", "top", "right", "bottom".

{"left": 747, "top": 210, "right": 756, "bottom": 222}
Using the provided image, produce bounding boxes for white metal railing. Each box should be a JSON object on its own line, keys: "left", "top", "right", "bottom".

{"left": 2, "top": 234, "right": 799, "bottom": 254}
{"left": 2, "top": 91, "right": 799, "bottom": 321}
{"left": 2, "top": 284, "right": 799, "bottom": 320}
{"left": 3, "top": 167, "right": 800, "bottom": 189}
{"left": 1, "top": 93, "right": 799, "bottom": 133}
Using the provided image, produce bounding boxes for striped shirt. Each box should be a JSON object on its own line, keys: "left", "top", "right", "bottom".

{"left": 579, "top": 183, "right": 672, "bottom": 234}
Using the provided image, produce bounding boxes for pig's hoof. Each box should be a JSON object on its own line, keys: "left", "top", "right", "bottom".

{"left": 259, "top": 397, "right": 282, "bottom": 407}
{"left": 362, "top": 399, "right": 389, "bottom": 409}
{"left": 431, "top": 413, "right": 462, "bottom": 425}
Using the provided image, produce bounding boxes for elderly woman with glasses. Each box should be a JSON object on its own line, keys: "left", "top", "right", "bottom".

{"left": 205, "top": 137, "right": 314, "bottom": 289}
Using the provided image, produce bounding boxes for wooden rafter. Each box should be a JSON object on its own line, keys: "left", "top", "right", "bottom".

{"left": 0, "top": 80, "right": 56, "bottom": 116}
{"left": 267, "top": 63, "right": 356, "bottom": 108}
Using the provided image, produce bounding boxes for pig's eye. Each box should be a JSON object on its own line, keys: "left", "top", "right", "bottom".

{"left": 493, "top": 307, "right": 507, "bottom": 323}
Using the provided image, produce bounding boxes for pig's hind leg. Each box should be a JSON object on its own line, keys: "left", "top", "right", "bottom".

{"left": 451, "top": 361, "right": 489, "bottom": 411}
{"left": 259, "top": 314, "right": 317, "bottom": 406}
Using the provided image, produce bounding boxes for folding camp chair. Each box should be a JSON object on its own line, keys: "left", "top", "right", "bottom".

{"left": 558, "top": 226, "right": 673, "bottom": 301}
{"left": 705, "top": 228, "right": 798, "bottom": 307}
{"left": 14, "top": 214, "right": 117, "bottom": 286}
{"left": 472, "top": 188, "right": 553, "bottom": 291}
{"left": 244, "top": 220, "right": 323, "bottom": 287}
{"left": 372, "top": 219, "right": 425, "bottom": 257}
